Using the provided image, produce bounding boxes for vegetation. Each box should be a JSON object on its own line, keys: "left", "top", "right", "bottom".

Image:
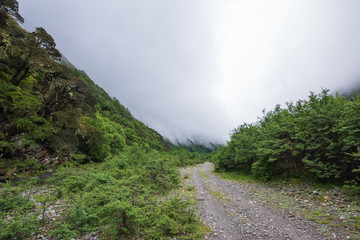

{"left": 174, "top": 139, "right": 220, "bottom": 154}
{"left": 0, "top": 0, "right": 24, "bottom": 27}
{"left": 0, "top": 148, "right": 205, "bottom": 239}
{"left": 2, "top": 2, "right": 359, "bottom": 239}
{"left": 0, "top": 4, "right": 206, "bottom": 239}
{"left": 213, "top": 90, "right": 360, "bottom": 193}
{"left": 0, "top": 7, "right": 171, "bottom": 174}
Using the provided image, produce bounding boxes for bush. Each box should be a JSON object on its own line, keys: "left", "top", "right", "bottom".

{"left": 46, "top": 150, "right": 203, "bottom": 239}
{"left": 144, "top": 196, "right": 200, "bottom": 239}
{"left": 0, "top": 212, "right": 40, "bottom": 239}
{"left": 0, "top": 182, "right": 40, "bottom": 239}
{"left": 214, "top": 90, "right": 360, "bottom": 184}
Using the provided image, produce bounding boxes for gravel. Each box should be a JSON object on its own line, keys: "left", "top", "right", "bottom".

{"left": 187, "top": 162, "right": 349, "bottom": 240}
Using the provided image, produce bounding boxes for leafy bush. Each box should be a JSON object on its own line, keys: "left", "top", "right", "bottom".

{"left": 46, "top": 149, "right": 204, "bottom": 239}
{"left": 0, "top": 183, "right": 29, "bottom": 213}
{"left": 144, "top": 196, "right": 200, "bottom": 239}
{"left": 0, "top": 182, "right": 40, "bottom": 240}
{"left": 215, "top": 90, "right": 360, "bottom": 185}
{"left": 0, "top": 211, "right": 40, "bottom": 240}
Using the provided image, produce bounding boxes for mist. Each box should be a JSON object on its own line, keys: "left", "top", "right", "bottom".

{"left": 18, "top": 0, "right": 360, "bottom": 143}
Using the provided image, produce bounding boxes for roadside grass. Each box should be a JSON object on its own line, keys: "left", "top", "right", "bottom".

{"left": 201, "top": 172, "right": 230, "bottom": 204}
{"left": 186, "top": 185, "right": 196, "bottom": 192}
{"left": 207, "top": 187, "right": 229, "bottom": 202}
{"left": 199, "top": 170, "right": 209, "bottom": 179}
{"left": 214, "top": 170, "right": 254, "bottom": 182}
{"left": 215, "top": 170, "right": 360, "bottom": 239}
{"left": 175, "top": 165, "right": 213, "bottom": 238}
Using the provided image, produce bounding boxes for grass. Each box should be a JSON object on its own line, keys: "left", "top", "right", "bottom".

{"left": 199, "top": 170, "right": 209, "bottom": 179}
{"left": 208, "top": 187, "right": 228, "bottom": 201}
{"left": 175, "top": 165, "right": 214, "bottom": 238}
{"left": 214, "top": 170, "right": 254, "bottom": 182}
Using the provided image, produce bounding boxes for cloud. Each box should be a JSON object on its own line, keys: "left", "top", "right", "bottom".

{"left": 18, "top": 0, "right": 360, "bottom": 144}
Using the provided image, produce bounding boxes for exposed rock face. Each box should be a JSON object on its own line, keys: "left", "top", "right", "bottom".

{"left": 0, "top": 119, "right": 68, "bottom": 180}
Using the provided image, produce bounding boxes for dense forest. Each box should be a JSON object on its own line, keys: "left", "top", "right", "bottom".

{"left": 0, "top": 2, "right": 206, "bottom": 239}
{"left": 213, "top": 89, "right": 360, "bottom": 192}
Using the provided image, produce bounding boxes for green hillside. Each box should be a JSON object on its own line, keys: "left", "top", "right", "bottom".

{"left": 174, "top": 138, "right": 221, "bottom": 154}
{"left": 0, "top": 4, "right": 207, "bottom": 239}
{"left": 0, "top": 16, "right": 171, "bottom": 171}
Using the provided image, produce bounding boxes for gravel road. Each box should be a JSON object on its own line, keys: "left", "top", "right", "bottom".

{"left": 188, "top": 162, "right": 344, "bottom": 240}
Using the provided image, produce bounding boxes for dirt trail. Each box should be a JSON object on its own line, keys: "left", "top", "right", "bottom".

{"left": 188, "top": 162, "right": 342, "bottom": 240}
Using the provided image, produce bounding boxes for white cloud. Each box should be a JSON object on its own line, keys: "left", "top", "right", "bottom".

{"left": 18, "top": 0, "right": 360, "bottom": 143}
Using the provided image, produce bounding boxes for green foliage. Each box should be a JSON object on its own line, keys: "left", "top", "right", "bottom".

{"left": 0, "top": 17, "right": 171, "bottom": 168}
{"left": 0, "top": 182, "right": 40, "bottom": 239}
{"left": 213, "top": 127, "right": 259, "bottom": 173}
{"left": 31, "top": 27, "right": 61, "bottom": 60}
{"left": 0, "top": 0, "right": 24, "bottom": 27}
{"left": 82, "top": 112, "right": 126, "bottom": 161}
{"left": 174, "top": 139, "right": 220, "bottom": 154}
{"left": 45, "top": 149, "right": 203, "bottom": 239}
{"left": 71, "top": 67, "right": 171, "bottom": 153}
{"left": 50, "top": 221, "right": 78, "bottom": 239}
{"left": 0, "top": 183, "right": 28, "bottom": 213}
{"left": 0, "top": 211, "right": 40, "bottom": 239}
{"left": 215, "top": 90, "right": 360, "bottom": 187}
{"left": 0, "top": 80, "right": 53, "bottom": 160}
{"left": 0, "top": 5, "right": 203, "bottom": 239}
{"left": 144, "top": 196, "right": 200, "bottom": 239}
{"left": 0, "top": 7, "right": 204, "bottom": 239}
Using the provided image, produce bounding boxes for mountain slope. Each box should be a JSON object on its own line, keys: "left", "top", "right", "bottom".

{"left": 0, "top": 17, "right": 170, "bottom": 175}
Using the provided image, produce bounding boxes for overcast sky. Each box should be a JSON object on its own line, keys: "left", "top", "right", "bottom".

{"left": 18, "top": 0, "right": 360, "bottom": 143}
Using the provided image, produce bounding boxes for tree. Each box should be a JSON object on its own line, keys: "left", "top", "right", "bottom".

{"left": 0, "top": 20, "right": 61, "bottom": 85}
{"left": 0, "top": 0, "right": 24, "bottom": 27}
{"left": 31, "top": 27, "right": 61, "bottom": 60}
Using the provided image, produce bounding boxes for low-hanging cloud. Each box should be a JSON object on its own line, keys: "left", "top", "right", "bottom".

{"left": 19, "top": 0, "right": 360, "bottom": 144}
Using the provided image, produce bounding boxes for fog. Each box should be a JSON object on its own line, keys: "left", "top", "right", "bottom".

{"left": 18, "top": 0, "right": 360, "bottom": 143}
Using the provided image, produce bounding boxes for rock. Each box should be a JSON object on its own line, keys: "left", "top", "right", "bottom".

{"left": 10, "top": 133, "right": 25, "bottom": 145}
